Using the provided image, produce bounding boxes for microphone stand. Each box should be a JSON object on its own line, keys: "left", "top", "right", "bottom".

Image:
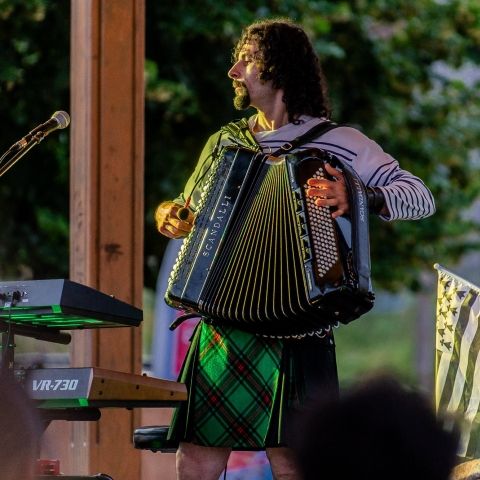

{"left": 0, "top": 132, "right": 57, "bottom": 372}
{"left": 0, "top": 132, "right": 46, "bottom": 178}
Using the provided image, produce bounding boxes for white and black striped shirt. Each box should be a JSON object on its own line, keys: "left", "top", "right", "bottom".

{"left": 251, "top": 115, "right": 435, "bottom": 221}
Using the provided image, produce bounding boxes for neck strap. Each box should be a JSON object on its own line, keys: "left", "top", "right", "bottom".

{"left": 270, "top": 120, "right": 340, "bottom": 157}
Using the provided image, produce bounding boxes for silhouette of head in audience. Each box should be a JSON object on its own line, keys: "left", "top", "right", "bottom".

{"left": 0, "top": 371, "right": 41, "bottom": 480}
{"left": 292, "top": 375, "right": 459, "bottom": 480}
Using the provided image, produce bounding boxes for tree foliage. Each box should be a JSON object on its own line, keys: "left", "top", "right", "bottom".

{"left": 0, "top": 0, "right": 70, "bottom": 279}
{"left": 0, "top": 0, "right": 479, "bottom": 293}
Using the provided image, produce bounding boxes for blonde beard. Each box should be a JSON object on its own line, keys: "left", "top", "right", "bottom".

{"left": 233, "top": 91, "right": 250, "bottom": 110}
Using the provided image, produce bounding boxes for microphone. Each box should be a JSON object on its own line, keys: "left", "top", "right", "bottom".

{"left": 14, "top": 111, "right": 70, "bottom": 149}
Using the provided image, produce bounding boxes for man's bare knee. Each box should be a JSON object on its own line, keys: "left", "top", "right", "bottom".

{"left": 266, "top": 447, "right": 301, "bottom": 480}
{"left": 177, "top": 442, "right": 231, "bottom": 480}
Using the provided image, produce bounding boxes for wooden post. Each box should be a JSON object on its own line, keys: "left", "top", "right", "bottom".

{"left": 69, "top": 0, "right": 144, "bottom": 476}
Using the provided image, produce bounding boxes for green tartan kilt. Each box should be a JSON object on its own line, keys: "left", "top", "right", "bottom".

{"left": 168, "top": 321, "right": 338, "bottom": 450}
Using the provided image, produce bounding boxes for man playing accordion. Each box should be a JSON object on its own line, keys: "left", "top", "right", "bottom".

{"left": 155, "top": 18, "right": 435, "bottom": 480}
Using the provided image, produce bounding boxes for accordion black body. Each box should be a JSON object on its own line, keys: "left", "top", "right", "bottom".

{"left": 166, "top": 147, "right": 374, "bottom": 338}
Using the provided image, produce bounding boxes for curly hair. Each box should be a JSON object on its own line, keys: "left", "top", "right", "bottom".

{"left": 233, "top": 18, "right": 331, "bottom": 122}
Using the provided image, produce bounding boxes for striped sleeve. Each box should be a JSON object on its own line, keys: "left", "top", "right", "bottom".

{"left": 371, "top": 167, "right": 436, "bottom": 221}
{"left": 350, "top": 129, "right": 436, "bottom": 221}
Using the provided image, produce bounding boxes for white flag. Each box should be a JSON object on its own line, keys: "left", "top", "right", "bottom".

{"left": 435, "top": 264, "right": 480, "bottom": 459}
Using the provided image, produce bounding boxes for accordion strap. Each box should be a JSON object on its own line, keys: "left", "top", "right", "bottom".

{"left": 270, "top": 120, "right": 340, "bottom": 156}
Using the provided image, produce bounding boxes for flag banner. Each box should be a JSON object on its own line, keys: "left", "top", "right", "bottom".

{"left": 435, "top": 263, "right": 480, "bottom": 459}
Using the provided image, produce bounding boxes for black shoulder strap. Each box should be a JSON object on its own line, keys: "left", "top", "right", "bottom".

{"left": 270, "top": 120, "right": 340, "bottom": 157}
{"left": 223, "top": 118, "right": 341, "bottom": 155}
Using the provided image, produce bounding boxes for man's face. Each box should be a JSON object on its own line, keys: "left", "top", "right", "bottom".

{"left": 228, "top": 42, "right": 272, "bottom": 111}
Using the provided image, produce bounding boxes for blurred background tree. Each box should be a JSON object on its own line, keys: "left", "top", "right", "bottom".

{"left": 0, "top": 0, "right": 70, "bottom": 280}
{"left": 0, "top": 0, "right": 479, "bottom": 383}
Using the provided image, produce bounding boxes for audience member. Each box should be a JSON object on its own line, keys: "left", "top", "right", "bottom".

{"left": 291, "top": 375, "right": 459, "bottom": 480}
{"left": 0, "top": 371, "right": 41, "bottom": 480}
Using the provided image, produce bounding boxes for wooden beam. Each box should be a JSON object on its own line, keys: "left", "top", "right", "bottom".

{"left": 69, "top": 0, "right": 144, "bottom": 476}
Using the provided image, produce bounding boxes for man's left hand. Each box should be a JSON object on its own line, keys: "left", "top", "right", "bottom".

{"left": 305, "top": 163, "right": 349, "bottom": 219}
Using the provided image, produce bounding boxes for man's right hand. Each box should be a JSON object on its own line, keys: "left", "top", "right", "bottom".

{"left": 154, "top": 201, "right": 195, "bottom": 239}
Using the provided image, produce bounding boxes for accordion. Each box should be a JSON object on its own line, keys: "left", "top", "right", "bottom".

{"left": 166, "top": 146, "right": 374, "bottom": 338}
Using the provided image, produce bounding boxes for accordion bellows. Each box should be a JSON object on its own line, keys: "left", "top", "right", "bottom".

{"left": 166, "top": 147, "right": 374, "bottom": 338}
